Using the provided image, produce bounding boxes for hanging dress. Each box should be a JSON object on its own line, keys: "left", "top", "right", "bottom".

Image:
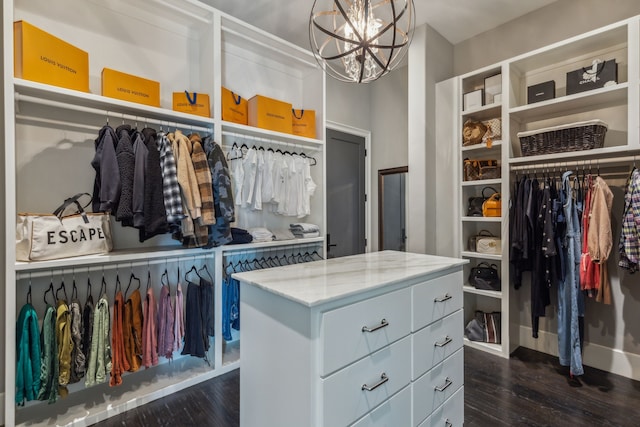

{"left": 557, "top": 171, "right": 584, "bottom": 377}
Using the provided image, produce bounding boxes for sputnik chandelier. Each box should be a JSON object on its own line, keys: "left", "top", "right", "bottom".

{"left": 309, "top": 0, "right": 415, "bottom": 83}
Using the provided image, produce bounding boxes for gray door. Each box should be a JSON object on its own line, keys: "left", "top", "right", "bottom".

{"left": 326, "top": 128, "right": 366, "bottom": 258}
{"left": 382, "top": 172, "right": 406, "bottom": 251}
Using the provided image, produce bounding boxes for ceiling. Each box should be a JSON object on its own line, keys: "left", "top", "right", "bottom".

{"left": 202, "top": 0, "right": 558, "bottom": 48}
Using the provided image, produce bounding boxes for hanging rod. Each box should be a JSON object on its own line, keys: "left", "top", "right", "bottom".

{"left": 221, "top": 131, "right": 321, "bottom": 152}
{"left": 16, "top": 252, "right": 214, "bottom": 280}
{"left": 221, "top": 240, "right": 324, "bottom": 258}
{"left": 15, "top": 92, "right": 214, "bottom": 133}
{"left": 509, "top": 154, "right": 638, "bottom": 172}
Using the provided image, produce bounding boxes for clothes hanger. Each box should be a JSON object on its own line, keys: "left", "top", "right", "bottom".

{"left": 27, "top": 284, "right": 32, "bottom": 305}
{"left": 100, "top": 275, "right": 107, "bottom": 298}
{"left": 185, "top": 264, "right": 198, "bottom": 283}
{"left": 56, "top": 279, "right": 68, "bottom": 302}
{"left": 44, "top": 282, "right": 54, "bottom": 306}
{"left": 161, "top": 268, "right": 170, "bottom": 293}
{"left": 198, "top": 264, "right": 213, "bottom": 283}
{"left": 114, "top": 273, "right": 122, "bottom": 299}
{"left": 72, "top": 278, "right": 78, "bottom": 301}
{"left": 125, "top": 272, "right": 141, "bottom": 297}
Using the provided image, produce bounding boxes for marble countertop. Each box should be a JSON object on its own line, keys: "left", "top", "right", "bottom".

{"left": 232, "top": 250, "right": 468, "bottom": 307}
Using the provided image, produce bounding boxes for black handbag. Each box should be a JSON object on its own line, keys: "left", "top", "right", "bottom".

{"left": 468, "top": 262, "right": 501, "bottom": 291}
{"left": 467, "top": 187, "right": 498, "bottom": 217}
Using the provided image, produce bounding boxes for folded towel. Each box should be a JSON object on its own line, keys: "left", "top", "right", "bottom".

{"left": 289, "top": 223, "right": 320, "bottom": 233}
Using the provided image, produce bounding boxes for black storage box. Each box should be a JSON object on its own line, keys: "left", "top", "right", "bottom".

{"left": 566, "top": 59, "right": 617, "bottom": 95}
{"left": 527, "top": 81, "right": 555, "bottom": 104}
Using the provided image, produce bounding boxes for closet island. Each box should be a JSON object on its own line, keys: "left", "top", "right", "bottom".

{"left": 234, "top": 250, "right": 468, "bottom": 427}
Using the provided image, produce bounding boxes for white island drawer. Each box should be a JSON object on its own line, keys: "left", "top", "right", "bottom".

{"left": 321, "top": 287, "right": 411, "bottom": 376}
{"left": 412, "top": 310, "right": 463, "bottom": 379}
{"left": 322, "top": 336, "right": 412, "bottom": 427}
{"left": 413, "top": 348, "right": 464, "bottom": 426}
{"left": 350, "top": 385, "right": 412, "bottom": 427}
{"left": 418, "top": 386, "right": 464, "bottom": 427}
{"left": 412, "top": 271, "right": 463, "bottom": 331}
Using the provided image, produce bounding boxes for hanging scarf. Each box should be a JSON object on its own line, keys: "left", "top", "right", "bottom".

{"left": 85, "top": 295, "right": 111, "bottom": 387}
{"left": 16, "top": 302, "right": 40, "bottom": 405}
{"left": 124, "top": 288, "right": 144, "bottom": 372}
{"left": 69, "top": 297, "right": 86, "bottom": 383}
{"left": 38, "top": 305, "right": 58, "bottom": 403}
{"left": 82, "top": 293, "right": 94, "bottom": 373}
{"left": 157, "top": 284, "right": 174, "bottom": 359}
{"left": 173, "top": 282, "right": 184, "bottom": 352}
{"left": 142, "top": 286, "right": 158, "bottom": 368}
{"left": 110, "top": 290, "right": 129, "bottom": 386}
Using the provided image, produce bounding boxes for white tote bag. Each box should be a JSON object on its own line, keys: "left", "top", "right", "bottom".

{"left": 16, "top": 193, "right": 113, "bottom": 261}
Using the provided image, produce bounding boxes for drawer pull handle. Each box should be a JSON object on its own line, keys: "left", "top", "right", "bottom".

{"left": 361, "top": 373, "right": 389, "bottom": 391}
{"left": 434, "top": 336, "right": 452, "bottom": 347}
{"left": 362, "top": 318, "right": 389, "bottom": 333}
{"left": 445, "top": 420, "right": 453, "bottom": 427}
{"left": 434, "top": 293, "right": 452, "bottom": 303}
{"left": 434, "top": 377, "right": 452, "bottom": 392}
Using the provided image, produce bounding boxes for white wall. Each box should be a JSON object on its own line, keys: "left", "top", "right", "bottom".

{"left": 369, "top": 67, "right": 409, "bottom": 251}
{"left": 407, "top": 24, "right": 454, "bottom": 254}
{"left": 326, "top": 79, "right": 372, "bottom": 132}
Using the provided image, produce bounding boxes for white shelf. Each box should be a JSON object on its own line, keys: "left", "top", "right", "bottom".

{"left": 221, "top": 121, "right": 324, "bottom": 148}
{"left": 463, "top": 338, "right": 504, "bottom": 355}
{"left": 461, "top": 251, "right": 503, "bottom": 261}
{"left": 509, "top": 144, "right": 635, "bottom": 165}
{"left": 461, "top": 102, "right": 502, "bottom": 119}
{"left": 461, "top": 216, "right": 501, "bottom": 223}
{"left": 509, "top": 83, "right": 628, "bottom": 122}
{"left": 461, "top": 140, "right": 502, "bottom": 152}
{"left": 463, "top": 285, "right": 502, "bottom": 299}
{"left": 461, "top": 178, "right": 502, "bottom": 187}
{"left": 14, "top": 79, "right": 216, "bottom": 128}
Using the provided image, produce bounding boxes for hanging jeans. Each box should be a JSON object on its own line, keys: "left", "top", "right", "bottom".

{"left": 222, "top": 276, "right": 240, "bottom": 341}
{"left": 558, "top": 171, "right": 585, "bottom": 376}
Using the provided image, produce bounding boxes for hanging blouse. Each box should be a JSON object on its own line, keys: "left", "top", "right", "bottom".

{"left": 619, "top": 168, "right": 640, "bottom": 272}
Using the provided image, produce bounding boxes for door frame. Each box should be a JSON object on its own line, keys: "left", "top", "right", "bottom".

{"left": 326, "top": 120, "right": 372, "bottom": 253}
{"left": 378, "top": 166, "right": 408, "bottom": 251}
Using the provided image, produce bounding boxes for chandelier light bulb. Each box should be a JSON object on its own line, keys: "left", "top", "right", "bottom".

{"left": 309, "top": 0, "right": 415, "bottom": 83}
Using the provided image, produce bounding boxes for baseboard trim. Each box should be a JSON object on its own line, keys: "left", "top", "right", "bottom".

{"left": 519, "top": 325, "right": 640, "bottom": 381}
{"left": 1, "top": 391, "right": 5, "bottom": 426}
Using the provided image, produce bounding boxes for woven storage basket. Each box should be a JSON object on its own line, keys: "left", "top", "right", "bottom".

{"left": 517, "top": 119, "right": 607, "bottom": 157}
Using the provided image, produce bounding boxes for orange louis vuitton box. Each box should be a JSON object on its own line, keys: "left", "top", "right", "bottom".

{"left": 173, "top": 91, "right": 210, "bottom": 117}
{"left": 221, "top": 87, "right": 248, "bottom": 125}
{"left": 291, "top": 109, "right": 316, "bottom": 139}
{"left": 248, "top": 95, "right": 292, "bottom": 134}
{"left": 14, "top": 20, "right": 89, "bottom": 92}
{"left": 101, "top": 68, "right": 160, "bottom": 107}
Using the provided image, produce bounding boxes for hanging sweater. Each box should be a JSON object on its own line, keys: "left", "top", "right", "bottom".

{"left": 142, "top": 287, "right": 159, "bottom": 368}
{"left": 588, "top": 176, "right": 614, "bottom": 304}
{"left": 15, "top": 302, "right": 41, "bottom": 405}
{"left": 85, "top": 295, "right": 111, "bottom": 387}
{"left": 38, "top": 305, "right": 58, "bottom": 403}
{"left": 140, "top": 127, "right": 169, "bottom": 242}
{"left": 115, "top": 124, "right": 135, "bottom": 225}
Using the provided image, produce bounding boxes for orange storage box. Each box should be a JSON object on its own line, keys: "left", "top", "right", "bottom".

{"left": 173, "top": 91, "right": 210, "bottom": 117}
{"left": 102, "top": 68, "right": 160, "bottom": 107}
{"left": 221, "top": 87, "right": 248, "bottom": 125}
{"left": 14, "top": 20, "right": 89, "bottom": 92}
{"left": 248, "top": 95, "right": 292, "bottom": 134}
{"left": 291, "top": 109, "right": 316, "bottom": 139}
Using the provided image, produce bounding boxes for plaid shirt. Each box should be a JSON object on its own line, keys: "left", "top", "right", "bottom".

{"left": 156, "top": 132, "right": 184, "bottom": 224}
{"left": 619, "top": 168, "right": 640, "bottom": 272}
{"left": 189, "top": 134, "right": 215, "bottom": 226}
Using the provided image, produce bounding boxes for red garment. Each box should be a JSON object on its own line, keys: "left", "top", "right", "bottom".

{"left": 110, "top": 291, "right": 130, "bottom": 386}
{"left": 580, "top": 175, "right": 600, "bottom": 294}
{"left": 142, "top": 287, "right": 158, "bottom": 368}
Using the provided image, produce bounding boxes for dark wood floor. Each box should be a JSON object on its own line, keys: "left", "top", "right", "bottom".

{"left": 94, "top": 346, "right": 640, "bottom": 426}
